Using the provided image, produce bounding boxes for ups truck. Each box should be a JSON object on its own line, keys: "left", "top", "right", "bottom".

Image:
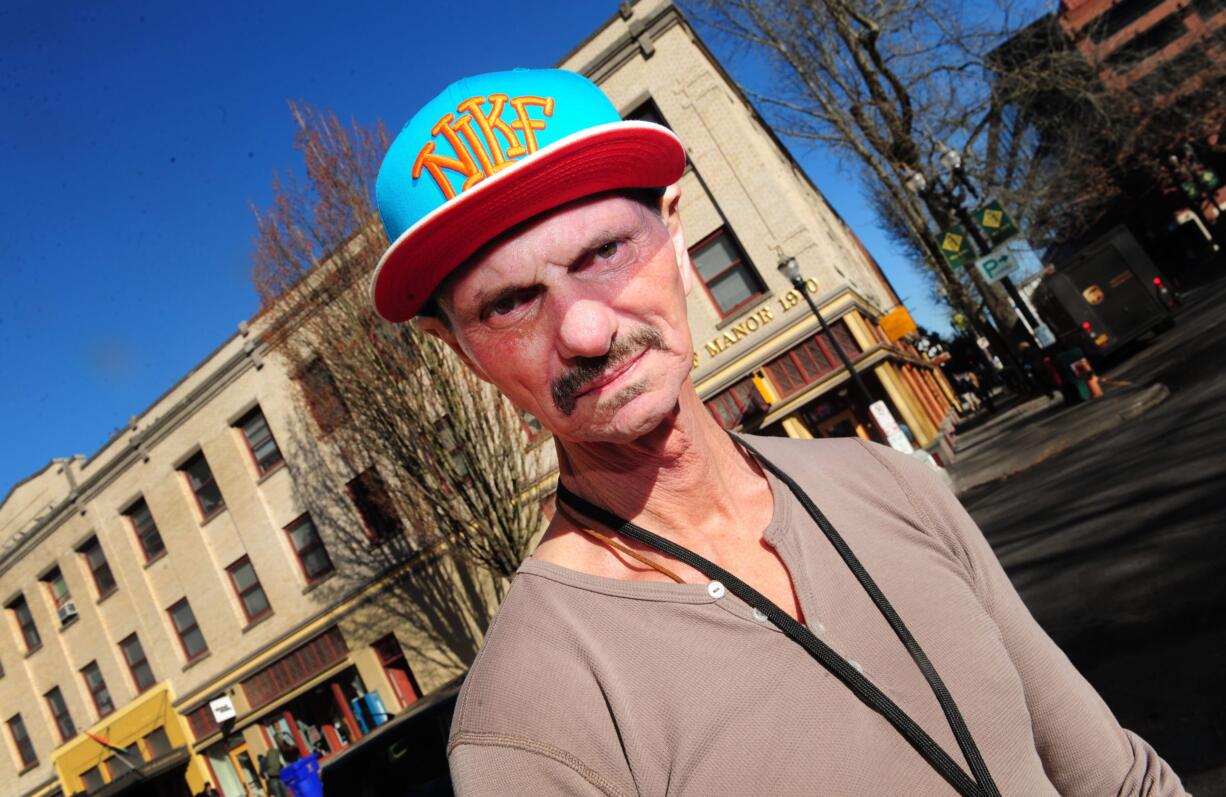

{"left": 1033, "top": 226, "right": 1176, "bottom": 360}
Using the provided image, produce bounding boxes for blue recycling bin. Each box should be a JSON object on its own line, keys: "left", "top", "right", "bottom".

{"left": 279, "top": 753, "right": 323, "bottom": 797}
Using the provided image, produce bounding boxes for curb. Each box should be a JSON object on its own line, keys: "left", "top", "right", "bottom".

{"left": 954, "top": 382, "right": 1170, "bottom": 497}
{"left": 1118, "top": 383, "right": 1171, "bottom": 421}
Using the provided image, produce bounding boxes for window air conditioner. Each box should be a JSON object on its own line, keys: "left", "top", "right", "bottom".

{"left": 58, "top": 601, "right": 78, "bottom": 624}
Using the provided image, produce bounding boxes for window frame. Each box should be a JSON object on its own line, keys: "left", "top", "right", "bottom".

{"left": 346, "top": 469, "right": 404, "bottom": 544}
{"left": 226, "top": 556, "right": 273, "bottom": 624}
{"left": 119, "top": 633, "right": 156, "bottom": 693}
{"left": 44, "top": 686, "right": 75, "bottom": 744}
{"left": 688, "top": 227, "right": 766, "bottom": 319}
{"left": 42, "top": 566, "right": 73, "bottom": 614}
{"left": 7, "top": 714, "right": 37, "bottom": 769}
{"left": 297, "top": 358, "right": 350, "bottom": 435}
{"left": 81, "top": 661, "right": 115, "bottom": 719}
{"left": 180, "top": 450, "right": 225, "bottom": 521}
{"left": 284, "top": 514, "right": 335, "bottom": 584}
{"left": 78, "top": 536, "right": 117, "bottom": 599}
{"left": 235, "top": 406, "right": 284, "bottom": 477}
{"left": 9, "top": 595, "right": 42, "bottom": 653}
{"left": 124, "top": 498, "right": 166, "bottom": 563}
{"left": 764, "top": 321, "right": 863, "bottom": 399}
{"left": 167, "top": 599, "right": 209, "bottom": 663}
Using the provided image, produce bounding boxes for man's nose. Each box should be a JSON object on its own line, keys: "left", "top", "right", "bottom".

{"left": 555, "top": 297, "right": 617, "bottom": 361}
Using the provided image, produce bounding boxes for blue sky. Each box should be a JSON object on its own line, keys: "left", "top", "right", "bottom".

{"left": 0, "top": 0, "right": 952, "bottom": 493}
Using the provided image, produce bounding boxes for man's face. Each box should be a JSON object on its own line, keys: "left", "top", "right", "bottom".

{"left": 422, "top": 189, "right": 696, "bottom": 444}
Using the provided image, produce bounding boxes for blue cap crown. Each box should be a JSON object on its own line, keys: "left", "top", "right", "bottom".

{"left": 376, "top": 68, "right": 623, "bottom": 246}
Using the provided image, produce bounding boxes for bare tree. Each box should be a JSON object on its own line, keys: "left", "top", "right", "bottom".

{"left": 685, "top": 0, "right": 1224, "bottom": 341}
{"left": 984, "top": 14, "right": 1226, "bottom": 249}
{"left": 250, "top": 104, "right": 549, "bottom": 667}
{"left": 685, "top": 0, "right": 1039, "bottom": 356}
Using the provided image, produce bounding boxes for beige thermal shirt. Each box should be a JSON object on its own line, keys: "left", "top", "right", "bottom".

{"left": 448, "top": 436, "right": 1186, "bottom": 795}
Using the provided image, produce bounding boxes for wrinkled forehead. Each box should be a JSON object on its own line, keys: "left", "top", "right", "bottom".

{"left": 432, "top": 190, "right": 663, "bottom": 313}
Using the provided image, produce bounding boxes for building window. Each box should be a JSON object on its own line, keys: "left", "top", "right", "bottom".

{"left": 763, "top": 321, "right": 862, "bottom": 398}
{"left": 298, "top": 358, "right": 350, "bottom": 434}
{"left": 81, "top": 766, "right": 105, "bottom": 790}
{"left": 168, "top": 599, "right": 208, "bottom": 662}
{"left": 285, "top": 514, "right": 335, "bottom": 583}
{"left": 186, "top": 703, "right": 220, "bottom": 741}
{"left": 227, "top": 556, "right": 272, "bottom": 623}
{"left": 79, "top": 537, "right": 117, "bottom": 598}
{"left": 181, "top": 451, "right": 225, "bottom": 520}
{"left": 143, "top": 727, "right": 172, "bottom": 759}
{"left": 689, "top": 229, "right": 765, "bottom": 318}
{"left": 240, "top": 626, "right": 349, "bottom": 710}
{"left": 7, "top": 714, "right": 36, "bottom": 769}
{"left": 625, "top": 97, "right": 670, "bottom": 128}
{"left": 373, "top": 634, "right": 420, "bottom": 709}
{"left": 42, "top": 567, "right": 76, "bottom": 626}
{"left": 45, "top": 686, "right": 75, "bottom": 744}
{"left": 705, "top": 376, "right": 765, "bottom": 430}
{"left": 236, "top": 406, "right": 284, "bottom": 476}
{"left": 103, "top": 744, "right": 142, "bottom": 780}
{"left": 124, "top": 498, "right": 166, "bottom": 562}
{"left": 347, "top": 469, "right": 404, "bottom": 543}
{"left": 120, "top": 634, "right": 156, "bottom": 693}
{"left": 8, "top": 595, "right": 41, "bottom": 653}
{"left": 81, "top": 662, "right": 115, "bottom": 719}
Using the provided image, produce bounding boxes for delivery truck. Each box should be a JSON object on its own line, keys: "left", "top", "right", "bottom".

{"left": 1032, "top": 225, "right": 1176, "bottom": 360}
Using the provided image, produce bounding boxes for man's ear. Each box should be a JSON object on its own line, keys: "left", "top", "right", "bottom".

{"left": 658, "top": 182, "right": 693, "bottom": 296}
{"left": 414, "top": 315, "right": 493, "bottom": 383}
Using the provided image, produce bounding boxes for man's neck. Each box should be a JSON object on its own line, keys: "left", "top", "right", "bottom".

{"left": 555, "top": 384, "right": 769, "bottom": 544}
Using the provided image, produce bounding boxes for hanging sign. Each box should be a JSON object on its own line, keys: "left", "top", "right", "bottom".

{"left": 938, "top": 225, "right": 975, "bottom": 270}
{"left": 974, "top": 200, "right": 1020, "bottom": 248}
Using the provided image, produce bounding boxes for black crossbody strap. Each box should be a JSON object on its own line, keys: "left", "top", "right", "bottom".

{"left": 554, "top": 439, "right": 999, "bottom": 797}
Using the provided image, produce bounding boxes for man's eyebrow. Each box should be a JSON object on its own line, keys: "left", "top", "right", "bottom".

{"left": 471, "top": 282, "right": 535, "bottom": 317}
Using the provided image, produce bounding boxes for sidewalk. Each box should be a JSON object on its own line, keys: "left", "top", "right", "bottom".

{"left": 949, "top": 381, "right": 1171, "bottom": 497}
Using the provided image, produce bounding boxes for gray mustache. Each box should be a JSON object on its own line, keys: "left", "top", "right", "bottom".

{"left": 551, "top": 327, "right": 667, "bottom": 416}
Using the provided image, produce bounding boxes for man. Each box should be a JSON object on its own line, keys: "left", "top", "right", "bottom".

{"left": 371, "top": 69, "right": 1185, "bottom": 795}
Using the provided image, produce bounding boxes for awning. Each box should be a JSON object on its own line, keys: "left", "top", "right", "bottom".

{"left": 83, "top": 748, "right": 191, "bottom": 797}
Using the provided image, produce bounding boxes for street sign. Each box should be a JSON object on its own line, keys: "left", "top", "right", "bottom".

{"left": 879, "top": 306, "right": 918, "bottom": 342}
{"left": 974, "top": 200, "right": 1020, "bottom": 248}
{"left": 974, "top": 244, "right": 1019, "bottom": 285}
{"left": 938, "top": 224, "right": 975, "bottom": 270}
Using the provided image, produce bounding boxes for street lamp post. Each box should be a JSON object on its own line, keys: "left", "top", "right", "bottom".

{"left": 777, "top": 256, "right": 876, "bottom": 413}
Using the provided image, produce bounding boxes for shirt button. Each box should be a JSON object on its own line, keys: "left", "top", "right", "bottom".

{"left": 848, "top": 659, "right": 864, "bottom": 674}
{"left": 751, "top": 608, "right": 768, "bottom": 622}
{"left": 813, "top": 621, "right": 827, "bottom": 637}
{"left": 707, "top": 581, "right": 726, "bottom": 599}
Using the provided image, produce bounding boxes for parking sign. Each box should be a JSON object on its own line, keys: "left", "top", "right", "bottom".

{"left": 975, "top": 245, "right": 1018, "bottom": 284}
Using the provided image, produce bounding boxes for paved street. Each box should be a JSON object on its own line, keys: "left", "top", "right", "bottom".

{"left": 959, "top": 277, "right": 1226, "bottom": 795}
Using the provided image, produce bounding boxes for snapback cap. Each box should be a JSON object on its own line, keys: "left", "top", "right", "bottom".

{"left": 371, "top": 68, "right": 687, "bottom": 322}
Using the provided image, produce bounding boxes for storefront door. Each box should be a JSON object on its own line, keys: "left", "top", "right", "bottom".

{"left": 817, "top": 409, "right": 867, "bottom": 439}
{"left": 228, "top": 743, "right": 265, "bottom": 796}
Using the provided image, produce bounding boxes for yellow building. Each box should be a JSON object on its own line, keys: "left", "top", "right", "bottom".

{"left": 0, "top": 4, "right": 959, "bottom": 797}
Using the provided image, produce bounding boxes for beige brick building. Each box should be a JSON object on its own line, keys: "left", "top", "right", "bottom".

{"left": 0, "top": 3, "right": 958, "bottom": 796}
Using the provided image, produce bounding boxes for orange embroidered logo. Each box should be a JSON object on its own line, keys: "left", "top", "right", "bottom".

{"left": 413, "top": 94, "right": 555, "bottom": 200}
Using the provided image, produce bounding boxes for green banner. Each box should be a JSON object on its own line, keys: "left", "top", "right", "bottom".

{"left": 974, "top": 200, "right": 1019, "bottom": 248}
{"left": 938, "top": 225, "right": 975, "bottom": 270}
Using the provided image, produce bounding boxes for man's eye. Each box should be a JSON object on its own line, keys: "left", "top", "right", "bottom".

{"left": 595, "top": 241, "right": 620, "bottom": 259}
{"left": 489, "top": 296, "right": 520, "bottom": 317}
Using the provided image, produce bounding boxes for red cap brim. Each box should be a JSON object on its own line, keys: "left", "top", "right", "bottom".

{"left": 371, "top": 122, "right": 686, "bottom": 323}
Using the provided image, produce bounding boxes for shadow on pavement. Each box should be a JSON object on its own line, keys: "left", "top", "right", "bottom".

{"left": 963, "top": 374, "right": 1226, "bottom": 794}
